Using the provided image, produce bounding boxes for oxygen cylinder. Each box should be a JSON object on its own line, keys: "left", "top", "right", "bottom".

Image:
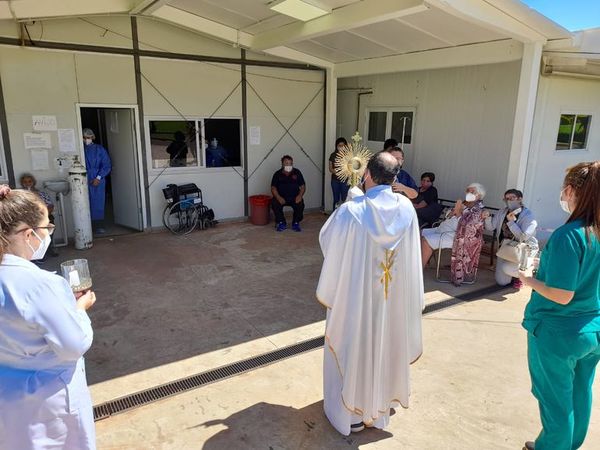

{"left": 68, "top": 156, "right": 93, "bottom": 249}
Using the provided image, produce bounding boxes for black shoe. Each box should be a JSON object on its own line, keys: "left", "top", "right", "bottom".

{"left": 350, "top": 422, "right": 365, "bottom": 433}
{"left": 523, "top": 441, "right": 535, "bottom": 450}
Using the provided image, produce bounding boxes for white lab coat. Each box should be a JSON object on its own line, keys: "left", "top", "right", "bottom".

{"left": 0, "top": 254, "right": 95, "bottom": 450}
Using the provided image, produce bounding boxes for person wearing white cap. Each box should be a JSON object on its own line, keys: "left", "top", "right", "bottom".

{"left": 82, "top": 128, "right": 111, "bottom": 234}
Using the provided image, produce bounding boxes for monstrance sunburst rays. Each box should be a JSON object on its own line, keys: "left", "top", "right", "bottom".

{"left": 334, "top": 132, "right": 373, "bottom": 187}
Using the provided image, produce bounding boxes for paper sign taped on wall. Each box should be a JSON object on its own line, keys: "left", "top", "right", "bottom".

{"left": 24, "top": 132, "right": 52, "bottom": 149}
{"left": 58, "top": 129, "right": 77, "bottom": 153}
{"left": 250, "top": 126, "right": 261, "bottom": 145}
{"left": 32, "top": 115, "right": 57, "bottom": 131}
{"left": 31, "top": 149, "right": 50, "bottom": 171}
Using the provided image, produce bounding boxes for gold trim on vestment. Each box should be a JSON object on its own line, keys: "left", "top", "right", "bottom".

{"left": 316, "top": 294, "right": 331, "bottom": 309}
{"left": 325, "top": 334, "right": 410, "bottom": 421}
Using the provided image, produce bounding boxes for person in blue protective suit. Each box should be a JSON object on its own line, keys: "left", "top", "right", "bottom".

{"left": 83, "top": 128, "right": 111, "bottom": 234}
{"left": 206, "top": 137, "right": 229, "bottom": 167}
{"left": 519, "top": 161, "right": 600, "bottom": 450}
{"left": 0, "top": 184, "right": 97, "bottom": 450}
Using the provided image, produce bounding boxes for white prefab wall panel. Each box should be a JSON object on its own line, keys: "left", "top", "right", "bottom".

{"left": 0, "top": 46, "right": 136, "bottom": 237}
{"left": 141, "top": 58, "right": 244, "bottom": 224}
{"left": 147, "top": 171, "right": 245, "bottom": 227}
{"left": 337, "top": 61, "right": 521, "bottom": 208}
{"left": 525, "top": 75, "right": 600, "bottom": 240}
{"left": 140, "top": 59, "right": 242, "bottom": 117}
{"left": 0, "top": 16, "right": 326, "bottom": 231}
{"left": 245, "top": 67, "right": 324, "bottom": 211}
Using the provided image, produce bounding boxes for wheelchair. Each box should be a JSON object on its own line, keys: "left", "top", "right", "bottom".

{"left": 162, "top": 183, "right": 217, "bottom": 235}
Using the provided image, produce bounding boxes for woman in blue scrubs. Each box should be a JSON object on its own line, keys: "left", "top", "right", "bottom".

{"left": 0, "top": 185, "right": 97, "bottom": 449}
{"left": 519, "top": 161, "right": 600, "bottom": 450}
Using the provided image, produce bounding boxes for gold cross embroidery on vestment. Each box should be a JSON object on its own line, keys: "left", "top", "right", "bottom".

{"left": 379, "top": 249, "right": 396, "bottom": 300}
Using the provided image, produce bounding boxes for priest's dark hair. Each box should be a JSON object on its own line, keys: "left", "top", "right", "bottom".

{"left": 367, "top": 151, "right": 400, "bottom": 185}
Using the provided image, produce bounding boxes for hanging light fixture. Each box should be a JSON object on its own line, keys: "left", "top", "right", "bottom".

{"left": 270, "top": 0, "right": 332, "bottom": 22}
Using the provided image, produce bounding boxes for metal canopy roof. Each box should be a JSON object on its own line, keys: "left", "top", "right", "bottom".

{"left": 0, "top": 0, "right": 586, "bottom": 75}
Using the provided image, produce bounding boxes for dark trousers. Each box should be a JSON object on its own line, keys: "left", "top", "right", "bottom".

{"left": 271, "top": 198, "right": 304, "bottom": 224}
{"left": 331, "top": 180, "right": 349, "bottom": 210}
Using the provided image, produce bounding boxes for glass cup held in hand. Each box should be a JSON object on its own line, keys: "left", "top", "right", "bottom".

{"left": 60, "top": 259, "right": 92, "bottom": 294}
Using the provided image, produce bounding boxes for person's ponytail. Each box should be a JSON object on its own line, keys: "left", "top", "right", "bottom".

{"left": 0, "top": 185, "right": 46, "bottom": 261}
{"left": 564, "top": 161, "right": 600, "bottom": 241}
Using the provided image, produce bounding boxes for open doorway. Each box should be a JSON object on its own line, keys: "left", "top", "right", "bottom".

{"left": 79, "top": 106, "right": 144, "bottom": 237}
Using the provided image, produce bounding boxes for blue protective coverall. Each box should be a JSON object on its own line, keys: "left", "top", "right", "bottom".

{"left": 84, "top": 143, "right": 111, "bottom": 221}
{"left": 0, "top": 254, "right": 95, "bottom": 450}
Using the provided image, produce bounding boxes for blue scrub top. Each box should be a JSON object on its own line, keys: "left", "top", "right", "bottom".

{"left": 396, "top": 169, "right": 418, "bottom": 190}
{"left": 523, "top": 219, "right": 600, "bottom": 333}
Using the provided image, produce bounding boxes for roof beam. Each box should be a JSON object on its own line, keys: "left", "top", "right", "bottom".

{"left": 335, "top": 39, "right": 523, "bottom": 78}
{"left": 130, "top": 0, "right": 168, "bottom": 15}
{"left": 151, "top": 5, "right": 253, "bottom": 48}
{"left": 263, "top": 46, "right": 334, "bottom": 69}
{"left": 426, "top": 0, "right": 547, "bottom": 44}
{"left": 251, "top": 0, "right": 428, "bottom": 51}
{"left": 0, "top": 0, "right": 136, "bottom": 20}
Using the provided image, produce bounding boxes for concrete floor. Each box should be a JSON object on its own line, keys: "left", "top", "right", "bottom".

{"left": 44, "top": 213, "right": 600, "bottom": 448}
{"left": 47, "top": 212, "right": 499, "bottom": 398}
{"left": 93, "top": 289, "right": 600, "bottom": 449}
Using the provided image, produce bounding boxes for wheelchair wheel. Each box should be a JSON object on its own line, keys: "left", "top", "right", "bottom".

{"left": 163, "top": 200, "right": 198, "bottom": 235}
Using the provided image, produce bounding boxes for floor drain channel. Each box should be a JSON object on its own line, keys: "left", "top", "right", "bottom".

{"left": 93, "top": 336, "right": 324, "bottom": 421}
{"left": 423, "top": 284, "right": 508, "bottom": 315}
{"left": 93, "top": 284, "right": 509, "bottom": 421}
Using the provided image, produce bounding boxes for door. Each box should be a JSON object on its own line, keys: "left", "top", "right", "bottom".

{"left": 365, "top": 108, "right": 415, "bottom": 155}
{"left": 104, "top": 108, "right": 143, "bottom": 230}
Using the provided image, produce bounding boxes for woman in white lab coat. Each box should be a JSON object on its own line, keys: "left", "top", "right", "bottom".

{"left": 0, "top": 185, "right": 97, "bottom": 450}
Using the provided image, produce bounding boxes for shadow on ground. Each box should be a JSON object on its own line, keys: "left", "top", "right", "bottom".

{"left": 194, "top": 401, "right": 393, "bottom": 449}
{"left": 46, "top": 213, "right": 500, "bottom": 385}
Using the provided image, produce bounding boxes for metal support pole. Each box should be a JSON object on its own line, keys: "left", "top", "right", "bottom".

{"left": 241, "top": 49, "right": 249, "bottom": 217}
{"left": 131, "top": 16, "right": 152, "bottom": 229}
{"left": 0, "top": 74, "right": 15, "bottom": 186}
{"left": 321, "top": 70, "right": 327, "bottom": 211}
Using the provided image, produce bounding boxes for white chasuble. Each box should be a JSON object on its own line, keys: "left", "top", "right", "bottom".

{"left": 317, "top": 185, "right": 424, "bottom": 435}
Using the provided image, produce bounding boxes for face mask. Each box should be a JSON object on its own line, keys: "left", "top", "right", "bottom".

{"left": 465, "top": 192, "right": 477, "bottom": 202}
{"left": 506, "top": 200, "right": 521, "bottom": 211}
{"left": 27, "top": 230, "right": 51, "bottom": 261}
{"left": 84, "top": 138, "right": 92, "bottom": 145}
{"left": 559, "top": 189, "right": 571, "bottom": 214}
{"left": 283, "top": 165, "right": 293, "bottom": 173}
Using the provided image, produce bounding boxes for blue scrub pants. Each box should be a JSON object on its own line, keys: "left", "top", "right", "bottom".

{"left": 528, "top": 324, "right": 600, "bottom": 449}
{"left": 331, "top": 180, "right": 349, "bottom": 210}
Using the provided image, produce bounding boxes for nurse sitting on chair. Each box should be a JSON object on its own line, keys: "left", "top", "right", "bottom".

{"left": 0, "top": 185, "right": 97, "bottom": 450}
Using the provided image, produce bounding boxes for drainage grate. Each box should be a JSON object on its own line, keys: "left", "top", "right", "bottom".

{"left": 423, "top": 284, "right": 508, "bottom": 315}
{"left": 93, "top": 335, "right": 324, "bottom": 421}
{"left": 93, "top": 284, "right": 509, "bottom": 421}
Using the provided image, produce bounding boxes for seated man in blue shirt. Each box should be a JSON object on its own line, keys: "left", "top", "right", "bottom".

{"left": 386, "top": 146, "right": 418, "bottom": 199}
{"left": 271, "top": 155, "right": 306, "bottom": 232}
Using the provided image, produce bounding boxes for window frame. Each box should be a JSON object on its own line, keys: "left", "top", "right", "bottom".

{"left": 555, "top": 111, "right": 593, "bottom": 152}
{"left": 364, "top": 107, "right": 416, "bottom": 147}
{"left": 146, "top": 116, "right": 244, "bottom": 175}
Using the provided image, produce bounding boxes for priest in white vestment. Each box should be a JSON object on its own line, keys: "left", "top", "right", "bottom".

{"left": 317, "top": 151, "right": 424, "bottom": 435}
